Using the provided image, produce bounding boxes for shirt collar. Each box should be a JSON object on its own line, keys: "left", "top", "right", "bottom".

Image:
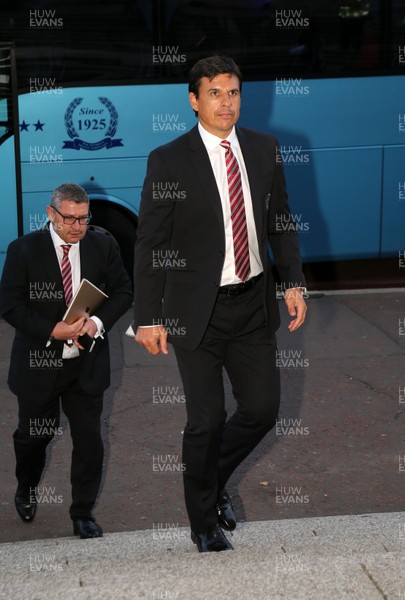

{"left": 49, "top": 222, "right": 80, "bottom": 249}
{"left": 198, "top": 122, "right": 239, "bottom": 150}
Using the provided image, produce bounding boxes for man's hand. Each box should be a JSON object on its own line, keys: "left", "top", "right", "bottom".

{"left": 51, "top": 318, "right": 86, "bottom": 341}
{"left": 284, "top": 288, "right": 307, "bottom": 332}
{"left": 135, "top": 325, "right": 168, "bottom": 355}
{"left": 73, "top": 319, "right": 98, "bottom": 350}
{"left": 78, "top": 319, "right": 98, "bottom": 338}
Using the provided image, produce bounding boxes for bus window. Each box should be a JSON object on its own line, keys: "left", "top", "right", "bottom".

{"left": 0, "top": 1, "right": 404, "bottom": 277}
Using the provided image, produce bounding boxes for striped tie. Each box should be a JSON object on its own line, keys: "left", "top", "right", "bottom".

{"left": 61, "top": 244, "right": 73, "bottom": 307}
{"left": 220, "top": 140, "right": 251, "bottom": 282}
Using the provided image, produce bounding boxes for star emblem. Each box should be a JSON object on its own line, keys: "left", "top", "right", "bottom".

{"left": 34, "top": 120, "right": 45, "bottom": 131}
{"left": 20, "top": 121, "right": 29, "bottom": 132}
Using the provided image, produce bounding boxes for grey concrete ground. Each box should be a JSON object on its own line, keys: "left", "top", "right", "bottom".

{"left": 0, "top": 512, "right": 403, "bottom": 599}
{"left": 0, "top": 290, "right": 404, "bottom": 597}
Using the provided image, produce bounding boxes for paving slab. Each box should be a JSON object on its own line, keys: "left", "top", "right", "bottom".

{"left": 0, "top": 512, "right": 403, "bottom": 600}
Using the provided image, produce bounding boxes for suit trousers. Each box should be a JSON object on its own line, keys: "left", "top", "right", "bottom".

{"left": 13, "top": 355, "right": 104, "bottom": 520}
{"left": 173, "top": 278, "right": 280, "bottom": 533}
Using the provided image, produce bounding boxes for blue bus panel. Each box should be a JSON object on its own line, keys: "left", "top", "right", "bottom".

{"left": 0, "top": 136, "right": 19, "bottom": 273}
{"left": 15, "top": 75, "right": 405, "bottom": 262}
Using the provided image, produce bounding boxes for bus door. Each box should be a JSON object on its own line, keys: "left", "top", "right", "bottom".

{"left": 0, "top": 43, "right": 22, "bottom": 274}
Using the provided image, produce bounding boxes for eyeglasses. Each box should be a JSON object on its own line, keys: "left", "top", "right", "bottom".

{"left": 51, "top": 205, "right": 92, "bottom": 225}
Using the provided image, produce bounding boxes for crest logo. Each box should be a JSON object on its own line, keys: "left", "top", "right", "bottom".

{"left": 63, "top": 97, "right": 123, "bottom": 150}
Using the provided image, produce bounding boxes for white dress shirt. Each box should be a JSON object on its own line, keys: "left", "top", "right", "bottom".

{"left": 198, "top": 122, "right": 263, "bottom": 286}
{"left": 49, "top": 224, "right": 104, "bottom": 358}
{"left": 140, "top": 124, "right": 266, "bottom": 329}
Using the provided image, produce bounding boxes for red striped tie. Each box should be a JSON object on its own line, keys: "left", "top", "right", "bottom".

{"left": 220, "top": 141, "right": 251, "bottom": 282}
{"left": 61, "top": 244, "right": 73, "bottom": 308}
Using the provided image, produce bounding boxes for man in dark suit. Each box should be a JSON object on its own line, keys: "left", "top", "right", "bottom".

{"left": 133, "top": 56, "right": 307, "bottom": 552}
{"left": 0, "top": 183, "right": 132, "bottom": 538}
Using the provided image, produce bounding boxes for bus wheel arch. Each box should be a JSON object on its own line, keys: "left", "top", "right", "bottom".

{"left": 88, "top": 200, "right": 137, "bottom": 282}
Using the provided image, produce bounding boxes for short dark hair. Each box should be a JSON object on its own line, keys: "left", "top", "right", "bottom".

{"left": 188, "top": 55, "right": 243, "bottom": 97}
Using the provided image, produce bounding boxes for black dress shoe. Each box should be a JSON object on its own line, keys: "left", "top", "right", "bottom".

{"left": 15, "top": 490, "right": 37, "bottom": 522}
{"left": 216, "top": 491, "right": 236, "bottom": 531}
{"left": 73, "top": 518, "right": 103, "bottom": 539}
{"left": 191, "top": 524, "right": 233, "bottom": 552}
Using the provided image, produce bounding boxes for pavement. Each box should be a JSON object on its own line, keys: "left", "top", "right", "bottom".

{"left": 0, "top": 288, "right": 404, "bottom": 598}
{"left": 0, "top": 511, "right": 404, "bottom": 599}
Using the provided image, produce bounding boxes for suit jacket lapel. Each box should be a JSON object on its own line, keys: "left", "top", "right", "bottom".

{"left": 79, "top": 234, "right": 99, "bottom": 282}
{"left": 187, "top": 126, "right": 225, "bottom": 240}
{"left": 39, "top": 228, "right": 64, "bottom": 288}
{"left": 39, "top": 228, "right": 67, "bottom": 315}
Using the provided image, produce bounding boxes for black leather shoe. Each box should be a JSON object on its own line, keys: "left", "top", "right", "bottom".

{"left": 216, "top": 491, "right": 236, "bottom": 531}
{"left": 15, "top": 490, "right": 37, "bottom": 522}
{"left": 73, "top": 519, "right": 103, "bottom": 539}
{"left": 191, "top": 524, "right": 233, "bottom": 552}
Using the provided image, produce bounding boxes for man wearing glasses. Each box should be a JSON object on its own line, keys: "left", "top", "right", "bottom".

{"left": 0, "top": 183, "right": 132, "bottom": 538}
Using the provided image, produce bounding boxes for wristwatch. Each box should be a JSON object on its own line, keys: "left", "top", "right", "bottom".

{"left": 285, "top": 287, "right": 308, "bottom": 297}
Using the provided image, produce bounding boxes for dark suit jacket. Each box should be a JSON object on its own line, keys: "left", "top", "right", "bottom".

{"left": 0, "top": 228, "right": 132, "bottom": 397}
{"left": 133, "top": 125, "right": 305, "bottom": 350}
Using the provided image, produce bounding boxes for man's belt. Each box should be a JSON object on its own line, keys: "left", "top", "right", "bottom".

{"left": 218, "top": 272, "right": 263, "bottom": 297}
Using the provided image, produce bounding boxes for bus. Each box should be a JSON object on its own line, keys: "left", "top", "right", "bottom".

{"left": 1, "top": 0, "right": 404, "bottom": 282}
